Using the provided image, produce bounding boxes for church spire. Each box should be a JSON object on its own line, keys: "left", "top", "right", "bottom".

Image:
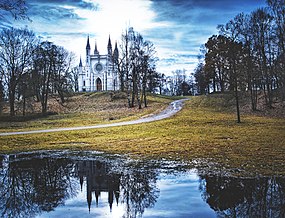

{"left": 94, "top": 41, "right": 99, "bottom": 55}
{"left": 107, "top": 35, "right": 112, "bottom": 55}
{"left": 86, "top": 35, "right": 91, "bottom": 65}
{"left": 113, "top": 41, "right": 118, "bottom": 61}
{"left": 86, "top": 35, "right": 91, "bottom": 50}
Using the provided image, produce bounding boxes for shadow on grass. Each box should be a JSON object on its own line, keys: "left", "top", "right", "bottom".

{"left": 0, "top": 112, "right": 58, "bottom": 122}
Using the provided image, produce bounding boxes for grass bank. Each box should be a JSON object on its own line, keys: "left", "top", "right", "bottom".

{"left": 0, "top": 93, "right": 284, "bottom": 176}
{"left": 0, "top": 92, "right": 175, "bottom": 132}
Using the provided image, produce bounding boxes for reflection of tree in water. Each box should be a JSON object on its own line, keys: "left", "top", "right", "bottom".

{"left": 76, "top": 160, "right": 159, "bottom": 218}
{"left": 120, "top": 167, "right": 159, "bottom": 218}
{"left": 0, "top": 154, "right": 77, "bottom": 218}
{"left": 199, "top": 174, "right": 285, "bottom": 217}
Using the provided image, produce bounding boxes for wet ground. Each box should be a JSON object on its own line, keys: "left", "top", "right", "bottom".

{"left": 0, "top": 150, "right": 284, "bottom": 218}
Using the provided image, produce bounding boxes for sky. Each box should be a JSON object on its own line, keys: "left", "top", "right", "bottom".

{"left": 1, "top": 0, "right": 267, "bottom": 76}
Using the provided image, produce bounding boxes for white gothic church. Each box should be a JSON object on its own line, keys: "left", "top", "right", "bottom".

{"left": 78, "top": 35, "right": 119, "bottom": 92}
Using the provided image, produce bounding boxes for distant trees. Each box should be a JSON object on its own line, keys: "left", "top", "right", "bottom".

{"left": 0, "top": 27, "right": 75, "bottom": 116}
{"left": 162, "top": 69, "right": 192, "bottom": 96}
{"left": 194, "top": 0, "right": 285, "bottom": 121}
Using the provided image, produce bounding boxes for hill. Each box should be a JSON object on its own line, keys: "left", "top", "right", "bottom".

{"left": 0, "top": 92, "right": 175, "bottom": 131}
{"left": 192, "top": 92, "right": 285, "bottom": 119}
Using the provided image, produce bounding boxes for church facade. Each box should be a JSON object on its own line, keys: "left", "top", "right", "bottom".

{"left": 78, "top": 36, "right": 119, "bottom": 92}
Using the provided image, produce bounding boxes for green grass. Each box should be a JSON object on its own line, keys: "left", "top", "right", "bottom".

{"left": 0, "top": 94, "right": 284, "bottom": 176}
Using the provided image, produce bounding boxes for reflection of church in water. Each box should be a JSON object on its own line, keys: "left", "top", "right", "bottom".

{"left": 77, "top": 160, "right": 120, "bottom": 212}
{"left": 78, "top": 35, "right": 120, "bottom": 92}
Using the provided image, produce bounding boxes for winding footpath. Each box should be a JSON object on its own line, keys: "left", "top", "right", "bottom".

{"left": 0, "top": 99, "right": 188, "bottom": 136}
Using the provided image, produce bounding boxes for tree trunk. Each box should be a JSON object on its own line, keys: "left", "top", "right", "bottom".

{"left": 22, "top": 96, "right": 26, "bottom": 117}
{"left": 233, "top": 64, "right": 240, "bottom": 123}
{"left": 9, "top": 90, "right": 15, "bottom": 116}
{"left": 235, "top": 85, "right": 241, "bottom": 123}
{"left": 143, "top": 86, "right": 147, "bottom": 107}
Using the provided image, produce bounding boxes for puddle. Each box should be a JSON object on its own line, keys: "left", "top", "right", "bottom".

{"left": 0, "top": 151, "right": 284, "bottom": 218}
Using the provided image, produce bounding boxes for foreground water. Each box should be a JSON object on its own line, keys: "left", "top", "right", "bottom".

{"left": 0, "top": 151, "right": 284, "bottom": 218}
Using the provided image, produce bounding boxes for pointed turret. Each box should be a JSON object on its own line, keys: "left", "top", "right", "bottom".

{"left": 113, "top": 41, "right": 119, "bottom": 62}
{"left": 107, "top": 35, "right": 112, "bottom": 56}
{"left": 86, "top": 35, "right": 91, "bottom": 50}
{"left": 94, "top": 41, "right": 99, "bottom": 55}
{"left": 86, "top": 35, "right": 91, "bottom": 65}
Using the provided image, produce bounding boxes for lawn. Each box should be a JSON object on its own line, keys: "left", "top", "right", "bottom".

{"left": 0, "top": 93, "right": 284, "bottom": 176}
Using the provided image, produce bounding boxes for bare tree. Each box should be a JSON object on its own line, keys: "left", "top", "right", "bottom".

{"left": 119, "top": 27, "right": 157, "bottom": 109}
{"left": 32, "top": 41, "right": 57, "bottom": 114}
{"left": 251, "top": 8, "right": 275, "bottom": 108}
{"left": 52, "top": 47, "right": 75, "bottom": 103}
{"left": 0, "top": 27, "right": 37, "bottom": 116}
{"left": 267, "top": 0, "right": 285, "bottom": 100}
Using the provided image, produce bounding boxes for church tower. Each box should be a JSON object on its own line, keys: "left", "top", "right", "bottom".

{"left": 78, "top": 34, "right": 120, "bottom": 92}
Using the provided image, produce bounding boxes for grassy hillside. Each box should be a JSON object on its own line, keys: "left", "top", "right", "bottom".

{"left": 0, "top": 92, "right": 284, "bottom": 176}
{"left": 0, "top": 92, "right": 174, "bottom": 132}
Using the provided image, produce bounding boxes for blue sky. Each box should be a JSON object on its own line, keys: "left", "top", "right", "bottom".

{"left": 1, "top": 0, "right": 266, "bottom": 75}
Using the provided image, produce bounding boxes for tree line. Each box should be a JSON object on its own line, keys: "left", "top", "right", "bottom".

{"left": 0, "top": 27, "right": 75, "bottom": 116}
{"left": 194, "top": 0, "right": 285, "bottom": 115}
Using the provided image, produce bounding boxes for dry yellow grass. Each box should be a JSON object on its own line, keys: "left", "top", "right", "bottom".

{"left": 0, "top": 93, "right": 284, "bottom": 176}
{"left": 0, "top": 92, "right": 173, "bottom": 132}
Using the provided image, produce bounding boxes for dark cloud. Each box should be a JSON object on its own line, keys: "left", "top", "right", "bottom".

{"left": 28, "top": 0, "right": 98, "bottom": 11}
{"left": 150, "top": 0, "right": 266, "bottom": 25}
{"left": 39, "top": 31, "right": 87, "bottom": 37}
{"left": 25, "top": 0, "right": 99, "bottom": 23}
{"left": 27, "top": 4, "right": 84, "bottom": 21}
{"left": 146, "top": 0, "right": 267, "bottom": 72}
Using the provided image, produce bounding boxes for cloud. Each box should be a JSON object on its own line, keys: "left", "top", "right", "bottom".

{"left": 28, "top": 0, "right": 98, "bottom": 11}
{"left": 26, "top": 0, "right": 100, "bottom": 22}
{"left": 146, "top": 0, "right": 267, "bottom": 74}
{"left": 27, "top": 4, "right": 85, "bottom": 21}
{"left": 2, "top": 0, "right": 268, "bottom": 76}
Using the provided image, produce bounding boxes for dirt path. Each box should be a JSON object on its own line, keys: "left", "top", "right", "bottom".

{"left": 0, "top": 99, "right": 187, "bottom": 136}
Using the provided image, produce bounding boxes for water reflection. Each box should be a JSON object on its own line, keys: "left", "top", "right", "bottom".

{"left": 0, "top": 151, "right": 285, "bottom": 218}
{"left": 0, "top": 153, "right": 76, "bottom": 218}
{"left": 199, "top": 175, "right": 285, "bottom": 217}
